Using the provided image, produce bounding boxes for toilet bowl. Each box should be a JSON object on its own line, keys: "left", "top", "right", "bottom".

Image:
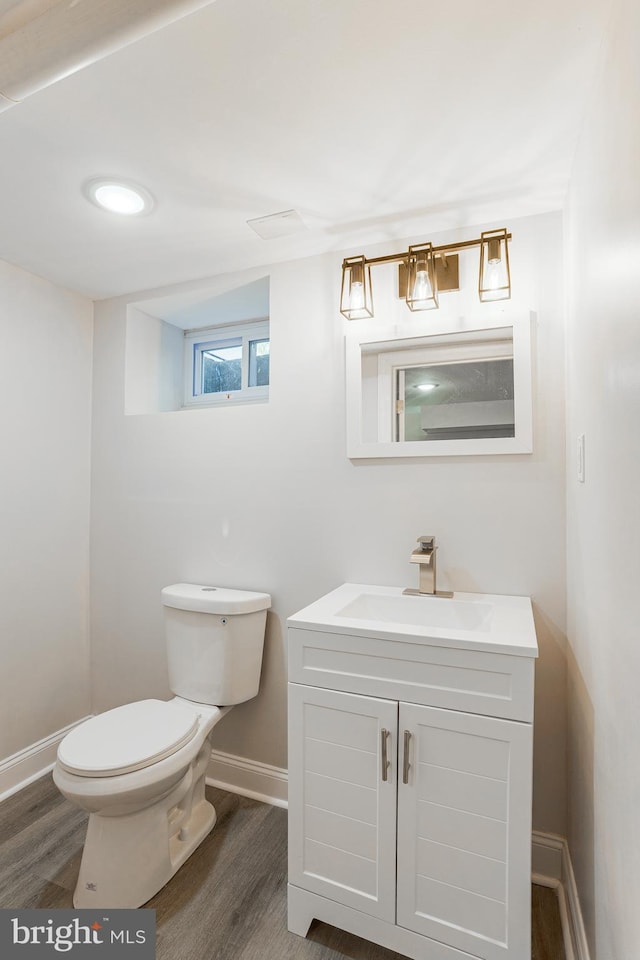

{"left": 53, "top": 584, "right": 271, "bottom": 909}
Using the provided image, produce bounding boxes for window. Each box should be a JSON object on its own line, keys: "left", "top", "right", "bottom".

{"left": 183, "top": 320, "right": 269, "bottom": 407}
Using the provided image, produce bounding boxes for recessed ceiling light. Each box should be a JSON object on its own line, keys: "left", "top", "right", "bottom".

{"left": 417, "top": 383, "right": 438, "bottom": 392}
{"left": 84, "top": 178, "right": 154, "bottom": 216}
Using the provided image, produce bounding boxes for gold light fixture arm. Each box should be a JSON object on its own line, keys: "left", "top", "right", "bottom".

{"left": 340, "top": 229, "right": 512, "bottom": 319}
{"left": 351, "top": 232, "right": 512, "bottom": 269}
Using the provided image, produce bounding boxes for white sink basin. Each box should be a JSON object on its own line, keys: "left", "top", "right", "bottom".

{"left": 336, "top": 592, "right": 493, "bottom": 631}
{"left": 288, "top": 583, "right": 538, "bottom": 656}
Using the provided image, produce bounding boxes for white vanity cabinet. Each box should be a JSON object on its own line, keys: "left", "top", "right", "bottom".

{"left": 287, "top": 584, "right": 538, "bottom": 960}
{"left": 288, "top": 684, "right": 398, "bottom": 922}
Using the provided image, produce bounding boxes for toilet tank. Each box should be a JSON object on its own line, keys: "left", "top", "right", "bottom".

{"left": 161, "top": 584, "right": 271, "bottom": 706}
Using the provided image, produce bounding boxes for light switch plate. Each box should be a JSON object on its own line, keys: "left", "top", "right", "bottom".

{"left": 577, "top": 434, "right": 586, "bottom": 482}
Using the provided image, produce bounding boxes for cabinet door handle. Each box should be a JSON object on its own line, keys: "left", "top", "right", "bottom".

{"left": 402, "top": 729, "right": 411, "bottom": 784}
{"left": 381, "top": 728, "right": 391, "bottom": 782}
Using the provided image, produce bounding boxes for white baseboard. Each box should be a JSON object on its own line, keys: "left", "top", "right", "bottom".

{"left": 206, "top": 748, "right": 288, "bottom": 808}
{"left": 0, "top": 732, "right": 289, "bottom": 809}
{"left": 561, "top": 836, "right": 591, "bottom": 960}
{"left": 532, "top": 830, "right": 590, "bottom": 960}
{"left": 532, "top": 829, "right": 564, "bottom": 881}
{"left": 0, "top": 716, "right": 92, "bottom": 803}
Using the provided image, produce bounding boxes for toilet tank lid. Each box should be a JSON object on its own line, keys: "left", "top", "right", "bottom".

{"left": 161, "top": 583, "right": 271, "bottom": 614}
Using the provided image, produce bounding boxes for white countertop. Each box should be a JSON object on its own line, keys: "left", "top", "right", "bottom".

{"left": 287, "top": 582, "right": 539, "bottom": 658}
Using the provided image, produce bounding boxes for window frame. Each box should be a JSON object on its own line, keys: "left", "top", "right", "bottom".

{"left": 183, "top": 318, "right": 269, "bottom": 408}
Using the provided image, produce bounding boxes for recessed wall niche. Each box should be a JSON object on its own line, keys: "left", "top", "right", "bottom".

{"left": 124, "top": 275, "right": 270, "bottom": 416}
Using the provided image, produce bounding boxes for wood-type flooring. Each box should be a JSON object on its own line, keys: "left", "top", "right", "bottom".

{"left": 0, "top": 775, "right": 566, "bottom": 960}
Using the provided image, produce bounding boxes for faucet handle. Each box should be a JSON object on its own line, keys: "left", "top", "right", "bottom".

{"left": 417, "top": 536, "right": 435, "bottom": 551}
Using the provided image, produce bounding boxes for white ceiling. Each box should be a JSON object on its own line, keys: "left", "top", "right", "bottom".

{"left": 0, "top": 0, "right": 610, "bottom": 300}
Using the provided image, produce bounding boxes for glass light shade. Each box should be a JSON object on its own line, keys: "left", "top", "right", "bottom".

{"left": 340, "top": 256, "right": 373, "bottom": 320}
{"left": 406, "top": 243, "right": 438, "bottom": 311}
{"left": 479, "top": 229, "right": 511, "bottom": 301}
{"left": 85, "top": 178, "right": 154, "bottom": 215}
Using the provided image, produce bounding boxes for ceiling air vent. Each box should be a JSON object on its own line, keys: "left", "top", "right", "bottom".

{"left": 246, "top": 209, "right": 307, "bottom": 240}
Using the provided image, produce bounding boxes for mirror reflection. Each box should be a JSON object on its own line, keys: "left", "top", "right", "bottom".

{"left": 347, "top": 316, "right": 532, "bottom": 458}
{"left": 399, "top": 358, "right": 514, "bottom": 442}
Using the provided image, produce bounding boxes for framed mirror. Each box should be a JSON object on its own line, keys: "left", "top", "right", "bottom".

{"left": 346, "top": 313, "right": 533, "bottom": 458}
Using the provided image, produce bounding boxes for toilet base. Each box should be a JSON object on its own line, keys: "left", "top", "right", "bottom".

{"left": 73, "top": 743, "right": 215, "bottom": 908}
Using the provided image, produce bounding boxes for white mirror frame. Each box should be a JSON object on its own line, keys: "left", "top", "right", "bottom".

{"left": 346, "top": 312, "right": 533, "bottom": 459}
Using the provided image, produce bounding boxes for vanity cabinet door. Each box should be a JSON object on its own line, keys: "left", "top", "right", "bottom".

{"left": 396, "top": 703, "right": 533, "bottom": 960}
{"left": 288, "top": 684, "right": 398, "bottom": 922}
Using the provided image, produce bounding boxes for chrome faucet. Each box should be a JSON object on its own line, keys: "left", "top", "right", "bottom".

{"left": 403, "top": 536, "right": 453, "bottom": 598}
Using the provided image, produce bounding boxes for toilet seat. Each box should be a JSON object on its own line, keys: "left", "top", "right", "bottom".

{"left": 57, "top": 699, "right": 200, "bottom": 777}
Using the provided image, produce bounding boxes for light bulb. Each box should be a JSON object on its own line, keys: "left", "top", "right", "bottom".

{"left": 349, "top": 280, "right": 365, "bottom": 311}
{"left": 411, "top": 261, "right": 433, "bottom": 305}
{"left": 480, "top": 235, "right": 509, "bottom": 300}
{"left": 485, "top": 259, "right": 502, "bottom": 291}
{"left": 482, "top": 255, "right": 509, "bottom": 300}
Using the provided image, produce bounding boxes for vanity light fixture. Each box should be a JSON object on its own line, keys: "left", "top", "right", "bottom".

{"left": 340, "top": 228, "right": 511, "bottom": 319}
{"left": 84, "top": 178, "right": 154, "bottom": 216}
{"left": 479, "top": 228, "right": 511, "bottom": 301}
{"left": 340, "top": 255, "right": 374, "bottom": 320}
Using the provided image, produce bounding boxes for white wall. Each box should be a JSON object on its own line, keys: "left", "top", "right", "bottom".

{"left": 565, "top": 0, "right": 640, "bottom": 955}
{"left": 0, "top": 259, "right": 93, "bottom": 760}
{"left": 124, "top": 306, "right": 183, "bottom": 414}
{"left": 90, "top": 210, "right": 567, "bottom": 835}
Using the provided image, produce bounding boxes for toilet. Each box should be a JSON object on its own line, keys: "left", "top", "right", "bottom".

{"left": 53, "top": 583, "right": 271, "bottom": 909}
